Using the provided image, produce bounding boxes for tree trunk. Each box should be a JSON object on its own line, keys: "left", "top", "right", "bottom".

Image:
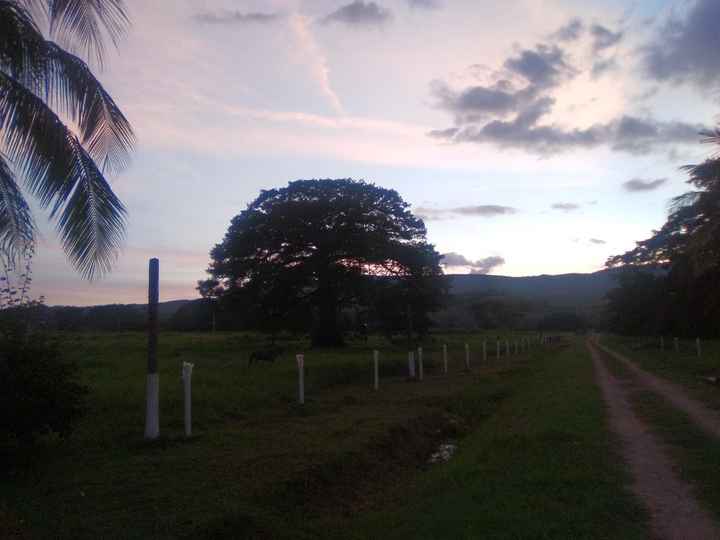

{"left": 312, "top": 292, "right": 344, "bottom": 348}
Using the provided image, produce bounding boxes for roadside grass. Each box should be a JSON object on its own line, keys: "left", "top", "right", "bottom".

{"left": 600, "top": 348, "right": 720, "bottom": 523}
{"left": 603, "top": 335, "right": 720, "bottom": 412}
{"left": 324, "top": 337, "right": 649, "bottom": 540}
{"left": 1, "top": 330, "right": 537, "bottom": 539}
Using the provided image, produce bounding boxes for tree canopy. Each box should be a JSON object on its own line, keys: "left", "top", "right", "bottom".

{"left": 205, "top": 179, "right": 445, "bottom": 346}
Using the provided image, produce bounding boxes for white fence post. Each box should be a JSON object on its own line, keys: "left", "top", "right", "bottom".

{"left": 408, "top": 351, "right": 416, "bottom": 379}
{"left": 373, "top": 350, "right": 379, "bottom": 390}
{"left": 418, "top": 347, "right": 424, "bottom": 381}
{"left": 443, "top": 344, "right": 448, "bottom": 374}
{"left": 464, "top": 343, "right": 470, "bottom": 370}
{"left": 297, "top": 354, "right": 305, "bottom": 404}
{"left": 182, "top": 362, "right": 194, "bottom": 437}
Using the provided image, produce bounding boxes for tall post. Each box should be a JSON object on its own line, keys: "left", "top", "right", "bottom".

{"left": 373, "top": 350, "right": 379, "bottom": 391}
{"left": 464, "top": 343, "right": 470, "bottom": 370}
{"left": 674, "top": 337, "right": 679, "bottom": 353}
{"left": 443, "top": 344, "right": 448, "bottom": 374}
{"left": 505, "top": 340, "right": 510, "bottom": 357}
{"left": 297, "top": 354, "right": 305, "bottom": 404}
{"left": 145, "top": 258, "right": 160, "bottom": 440}
{"left": 496, "top": 340, "right": 500, "bottom": 359}
{"left": 696, "top": 338, "right": 702, "bottom": 358}
{"left": 182, "top": 362, "right": 193, "bottom": 437}
{"left": 660, "top": 336, "right": 665, "bottom": 352}
{"left": 418, "top": 347, "right": 424, "bottom": 381}
{"left": 482, "top": 340, "right": 487, "bottom": 364}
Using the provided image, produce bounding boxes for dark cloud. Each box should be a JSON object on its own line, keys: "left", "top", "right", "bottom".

{"left": 504, "top": 45, "right": 576, "bottom": 89}
{"left": 551, "top": 203, "right": 580, "bottom": 211}
{"left": 440, "top": 253, "right": 506, "bottom": 275}
{"left": 589, "top": 238, "right": 607, "bottom": 245}
{"left": 429, "top": 114, "right": 705, "bottom": 156}
{"left": 322, "top": 1, "right": 391, "bottom": 26}
{"left": 407, "top": 0, "right": 441, "bottom": 9}
{"left": 590, "top": 24, "right": 623, "bottom": 51}
{"left": 193, "top": 10, "right": 280, "bottom": 24}
{"left": 623, "top": 178, "right": 668, "bottom": 192}
{"left": 644, "top": 0, "right": 720, "bottom": 88}
{"left": 592, "top": 57, "right": 619, "bottom": 78}
{"left": 553, "top": 18, "right": 584, "bottom": 41}
{"left": 416, "top": 205, "right": 517, "bottom": 221}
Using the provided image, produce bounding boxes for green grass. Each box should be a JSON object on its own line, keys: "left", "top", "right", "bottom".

{"left": 603, "top": 335, "right": 720, "bottom": 413}
{"left": 317, "top": 337, "right": 649, "bottom": 539}
{"left": 1, "top": 332, "right": 647, "bottom": 539}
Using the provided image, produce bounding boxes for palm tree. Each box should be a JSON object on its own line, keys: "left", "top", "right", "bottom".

{"left": 0, "top": 0, "right": 134, "bottom": 279}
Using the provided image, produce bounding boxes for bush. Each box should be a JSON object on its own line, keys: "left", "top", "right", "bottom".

{"left": 0, "top": 316, "right": 87, "bottom": 444}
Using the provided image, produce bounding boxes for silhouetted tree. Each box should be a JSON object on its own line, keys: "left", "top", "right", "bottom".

{"left": 205, "top": 179, "right": 445, "bottom": 347}
{"left": 0, "top": 0, "right": 134, "bottom": 278}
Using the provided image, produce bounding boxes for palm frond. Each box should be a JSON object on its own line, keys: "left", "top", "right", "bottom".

{"left": 0, "top": 153, "right": 35, "bottom": 261}
{"left": 0, "top": 1, "right": 134, "bottom": 174}
{"left": 47, "top": 0, "right": 129, "bottom": 66}
{"left": 0, "top": 71, "right": 126, "bottom": 278}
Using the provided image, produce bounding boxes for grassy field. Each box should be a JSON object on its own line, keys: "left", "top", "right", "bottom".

{"left": 2, "top": 332, "right": 648, "bottom": 539}
{"left": 603, "top": 335, "right": 720, "bottom": 412}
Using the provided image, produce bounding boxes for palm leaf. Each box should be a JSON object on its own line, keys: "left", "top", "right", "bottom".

{"left": 0, "top": 1, "right": 134, "bottom": 174}
{"left": 0, "top": 70, "right": 126, "bottom": 278}
{"left": 0, "top": 152, "right": 35, "bottom": 261}
{"left": 47, "top": 0, "right": 129, "bottom": 66}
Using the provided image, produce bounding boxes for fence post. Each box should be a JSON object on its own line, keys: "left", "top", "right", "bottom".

{"left": 483, "top": 340, "right": 487, "bottom": 364}
{"left": 674, "top": 337, "right": 679, "bottom": 353}
{"left": 182, "top": 362, "right": 193, "bottom": 437}
{"left": 145, "top": 258, "right": 160, "bottom": 440}
{"left": 661, "top": 336, "right": 665, "bottom": 352}
{"left": 297, "top": 354, "right": 305, "bottom": 404}
{"left": 465, "top": 343, "right": 470, "bottom": 370}
{"left": 418, "top": 347, "right": 424, "bottom": 381}
{"left": 696, "top": 338, "right": 702, "bottom": 358}
{"left": 408, "top": 351, "right": 416, "bottom": 379}
{"left": 443, "top": 344, "right": 448, "bottom": 374}
{"left": 505, "top": 340, "right": 510, "bottom": 357}
{"left": 496, "top": 340, "right": 500, "bottom": 359}
{"left": 373, "top": 350, "right": 379, "bottom": 390}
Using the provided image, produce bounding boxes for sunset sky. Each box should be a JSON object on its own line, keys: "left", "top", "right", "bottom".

{"left": 28, "top": 0, "right": 720, "bottom": 305}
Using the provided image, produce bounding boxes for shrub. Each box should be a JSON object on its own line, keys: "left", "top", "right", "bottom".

{"left": 0, "top": 313, "right": 87, "bottom": 444}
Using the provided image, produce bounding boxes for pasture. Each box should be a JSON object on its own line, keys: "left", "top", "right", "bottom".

{"left": 3, "top": 332, "right": 649, "bottom": 539}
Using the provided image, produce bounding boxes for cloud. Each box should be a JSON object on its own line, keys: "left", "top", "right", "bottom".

{"left": 589, "top": 238, "right": 606, "bottom": 245}
{"left": 408, "top": 0, "right": 441, "bottom": 8}
{"left": 322, "top": 1, "right": 392, "bottom": 26}
{"left": 553, "top": 18, "right": 584, "bottom": 42}
{"left": 592, "top": 57, "right": 619, "bottom": 77}
{"left": 643, "top": 0, "right": 720, "bottom": 88}
{"left": 289, "top": 14, "right": 345, "bottom": 114}
{"left": 503, "top": 44, "right": 576, "bottom": 89}
{"left": 623, "top": 178, "right": 668, "bottom": 192}
{"left": 551, "top": 202, "right": 580, "bottom": 211}
{"left": 416, "top": 205, "right": 517, "bottom": 221}
{"left": 590, "top": 24, "right": 623, "bottom": 51}
{"left": 440, "top": 253, "right": 506, "bottom": 275}
{"left": 193, "top": 10, "right": 280, "bottom": 24}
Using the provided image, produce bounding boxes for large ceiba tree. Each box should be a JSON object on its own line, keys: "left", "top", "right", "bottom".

{"left": 0, "top": 0, "right": 133, "bottom": 278}
{"left": 205, "top": 179, "right": 444, "bottom": 347}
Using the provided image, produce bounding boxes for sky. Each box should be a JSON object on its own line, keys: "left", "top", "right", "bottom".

{"left": 24, "top": 0, "right": 720, "bottom": 305}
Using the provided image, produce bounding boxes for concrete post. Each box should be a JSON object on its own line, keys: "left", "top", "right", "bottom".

{"left": 418, "top": 347, "right": 424, "bottom": 381}
{"left": 182, "top": 362, "right": 193, "bottom": 437}
{"left": 408, "top": 351, "right": 416, "bottom": 378}
{"left": 373, "top": 350, "right": 379, "bottom": 390}
{"left": 297, "top": 354, "right": 305, "bottom": 404}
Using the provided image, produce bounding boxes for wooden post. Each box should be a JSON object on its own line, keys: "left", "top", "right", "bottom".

{"left": 373, "top": 350, "right": 379, "bottom": 390}
{"left": 145, "top": 258, "right": 160, "bottom": 440}
{"left": 464, "top": 343, "right": 470, "bottom": 370}
{"left": 443, "top": 344, "right": 448, "bottom": 374}
{"left": 297, "top": 354, "right": 305, "bottom": 404}
{"left": 418, "top": 347, "right": 424, "bottom": 381}
{"left": 182, "top": 362, "right": 193, "bottom": 437}
{"left": 408, "top": 351, "right": 416, "bottom": 378}
{"left": 696, "top": 338, "right": 702, "bottom": 358}
{"left": 482, "top": 340, "right": 487, "bottom": 364}
{"left": 674, "top": 337, "right": 679, "bottom": 353}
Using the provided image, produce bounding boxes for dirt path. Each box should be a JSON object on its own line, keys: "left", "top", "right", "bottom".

{"left": 597, "top": 341, "right": 720, "bottom": 439}
{"left": 588, "top": 341, "right": 720, "bottom": 539}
